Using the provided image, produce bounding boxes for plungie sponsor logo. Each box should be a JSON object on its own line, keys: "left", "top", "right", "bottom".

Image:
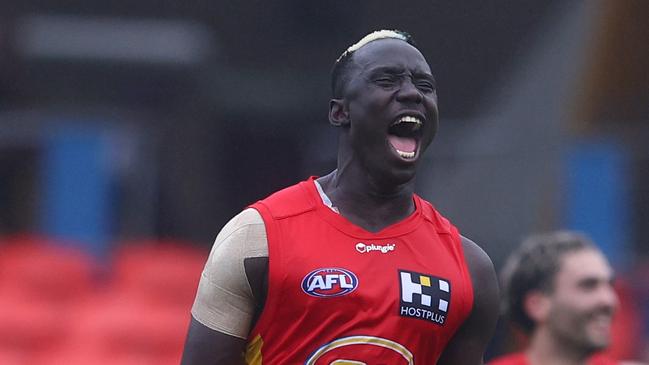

{"left": 301, "top": 268, "right": 358, "bottom": 298}
{"left": 355, "top": 242, "right": 396, "bottom": 254}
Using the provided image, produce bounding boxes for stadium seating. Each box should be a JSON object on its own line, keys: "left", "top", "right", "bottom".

{"left": 110, "top": 239, "right": 206, "bottom": 309}
{"left": 0, "top": 235, "right": 207, "bottom": 364}
{"left": 0, "top": 234, "right": 100, "bottom": 304}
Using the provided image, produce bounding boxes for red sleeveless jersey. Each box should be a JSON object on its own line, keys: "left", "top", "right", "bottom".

{"left": 246, "top": 177, "right": 474, "bottom": 364}
{"left": 489, "top": 352, "right": 621, "bottom": 365}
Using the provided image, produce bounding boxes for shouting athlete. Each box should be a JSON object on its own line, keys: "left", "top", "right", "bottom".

{"left": 181, "top": 29, "right": 500, "bottom": 365}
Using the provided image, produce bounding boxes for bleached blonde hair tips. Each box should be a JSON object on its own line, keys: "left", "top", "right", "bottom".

{"left": 336, "top": 30, "right": 408, "bottom": 62}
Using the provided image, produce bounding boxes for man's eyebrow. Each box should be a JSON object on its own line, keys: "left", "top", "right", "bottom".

{"left": 367, "top": 66, "right": 406, "bottom": 75}
{"left": 413, "top": 72, "right": 436, "bottom": 82}
{"left": 577, "top": 273, "right": 615, "bottom": 286}
{"left": 367, "top": 66, "right": 435, "bottom": 80}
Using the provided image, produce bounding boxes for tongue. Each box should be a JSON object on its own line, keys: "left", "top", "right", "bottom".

{"left": 388, "top": 135, "right": 417, "bottom": 153}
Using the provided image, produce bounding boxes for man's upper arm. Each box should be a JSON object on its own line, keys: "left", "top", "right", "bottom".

{"left": 181, "top": 317, "right": 248, "bottom": 365}
{"left": 181, "top": 208, "right": 268, "bottom": 365}
{"left": 437, "top": 236, "right": 500, "bottom": 365}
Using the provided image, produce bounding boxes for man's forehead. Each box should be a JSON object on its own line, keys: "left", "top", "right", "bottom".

{"left": 557, "top": 249, "right": 613, "bottom": 282}
{"left": 351, "top": 39, "right": 431, "bottom": 73}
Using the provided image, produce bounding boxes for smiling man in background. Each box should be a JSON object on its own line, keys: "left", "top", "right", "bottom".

{"left": 491, "top": 230, "right": 646, "bottom": 365}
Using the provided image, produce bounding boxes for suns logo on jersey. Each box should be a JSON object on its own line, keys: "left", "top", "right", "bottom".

{"left": 305, "top": 335, "right": 414, "bottom": 365}
{"left": 301, "top": 268, "right": 358, "bottom": 298}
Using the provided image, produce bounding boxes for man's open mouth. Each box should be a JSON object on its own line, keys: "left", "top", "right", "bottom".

{"left": 387, "top": 115, "right": 423, "bottom": 160}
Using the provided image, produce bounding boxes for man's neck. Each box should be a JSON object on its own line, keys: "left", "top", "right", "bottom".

{"left": 526, "top": 329, "right": 591, "bottom": 365}
{"left": 317, "top": 170, "right": 416, "bottom": 232}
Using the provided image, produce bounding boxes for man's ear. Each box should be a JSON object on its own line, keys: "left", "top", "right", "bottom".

{"left": 329, "top": 99, "right": 350, "bottom": 127}
{"left": 524, "top": 290, "right": 552, "bottom": 324}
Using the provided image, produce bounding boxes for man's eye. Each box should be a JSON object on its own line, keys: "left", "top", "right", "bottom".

{"left": 578, "top": 279, "right": 599, "bottom": 291}
{"left": 375, "top": 77, "right": 397, "bottom": 86}
{"left": 417, "top": 81, "right": 436, "bottom": 92}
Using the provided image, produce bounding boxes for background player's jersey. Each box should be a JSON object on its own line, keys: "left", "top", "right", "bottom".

{"left": 246, "top": 177, "right": 474, "bottom": 364}
{"left": 489, "top": 352, "right": 622, "bottom": 365}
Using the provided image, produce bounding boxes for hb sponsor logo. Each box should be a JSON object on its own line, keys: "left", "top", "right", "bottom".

{"left": 398, "top": 269, "right": 450, "bottom": 325}
{"left": 301, "top": 268, "right": 358, "bottom": 298}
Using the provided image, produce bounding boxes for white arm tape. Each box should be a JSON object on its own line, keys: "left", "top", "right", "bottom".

{"left": 191, "top": 208, "right": 268, "bottom": 339}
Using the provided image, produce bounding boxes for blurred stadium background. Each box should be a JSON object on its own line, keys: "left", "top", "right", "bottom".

{"left": 0, "top": 1, "right": 647, "bottom": 363}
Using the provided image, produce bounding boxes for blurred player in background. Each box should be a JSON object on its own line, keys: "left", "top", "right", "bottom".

{"left": 181, "top": 29, "right": 499, "bottom": 364}
{"left": 490, "top": 230, "right": 646, "bottom": 365}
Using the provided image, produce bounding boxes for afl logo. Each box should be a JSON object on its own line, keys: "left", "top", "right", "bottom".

{"left": 301, "top": 268, "right": 358, "bottom": 298}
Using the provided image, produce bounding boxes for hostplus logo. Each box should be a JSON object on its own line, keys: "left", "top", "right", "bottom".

{"left": 355, "top": 242, "right": 396, "bottom": 254}
{"left": 398, "top": 270, "right": 450, "bottom": 325}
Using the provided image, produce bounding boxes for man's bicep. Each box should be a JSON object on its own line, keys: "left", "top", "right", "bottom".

{"left": 190, "top": 267, "right": 256, "bottom": 338}
{"left": 190, "top": 208, "right": 267, "bottom": 338}
{"left": 181, "top": 316, "right": 247, "bottom": 365}
{"left": 183, "top": 208, "right": 268, "bottom": 364}
{"left": 437, "top": 236, "right": 500, "bottom": 365}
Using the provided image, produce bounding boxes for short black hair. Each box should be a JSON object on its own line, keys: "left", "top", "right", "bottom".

{"left": 331, "top": 30, "right": 417, "bottom": 98}
{"left": 500, "top": 231, "right": 598, "bottom": 334}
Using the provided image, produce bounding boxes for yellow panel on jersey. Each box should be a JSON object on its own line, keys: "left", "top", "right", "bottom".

{"left": 245, "top": 334, "right": 263, "bottom": 365}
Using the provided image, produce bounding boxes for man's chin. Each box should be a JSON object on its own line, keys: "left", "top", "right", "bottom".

{"left": 584, "top": 318, "right": 613, "bottom": 350}
{"left": 584, "top": 334, "right": 611, "bottom": 353}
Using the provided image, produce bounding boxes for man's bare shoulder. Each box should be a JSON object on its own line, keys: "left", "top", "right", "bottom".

{"left": 436, "top": 236, "right": 499, "bottom": 364}
{"left": 460, "top": 235, "right": 496, "bottom": 283}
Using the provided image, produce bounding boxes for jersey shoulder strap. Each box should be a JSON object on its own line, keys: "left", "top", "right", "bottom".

{"left": 251, "top": 180, "right": 316, "bottom": 220}
{"left": 416, "top": 195, "right": 453, "bottom": 235}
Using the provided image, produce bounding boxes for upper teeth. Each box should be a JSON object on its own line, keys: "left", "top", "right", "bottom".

{"left": 393, "top": 116, "right": 422, "bottom": 129}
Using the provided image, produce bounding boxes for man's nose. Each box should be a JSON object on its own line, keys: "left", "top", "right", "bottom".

{"left": 396, "top": 78, "right": 423, "bottom": 104}
{"left": 600, "top": 284, "right": 620, "bottom": 311}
